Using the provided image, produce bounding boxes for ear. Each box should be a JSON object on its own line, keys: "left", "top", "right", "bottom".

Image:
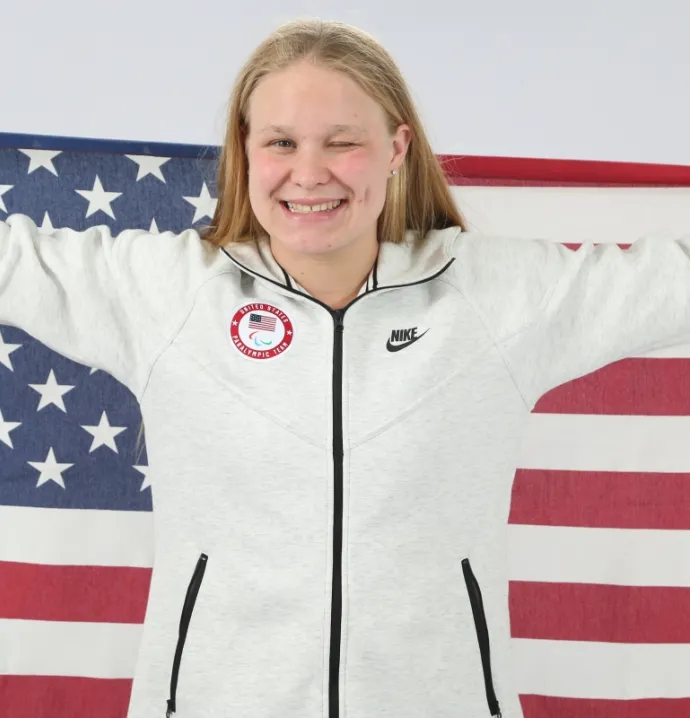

{"left": 389, "top": 123, "right": 412, "bottom": 173}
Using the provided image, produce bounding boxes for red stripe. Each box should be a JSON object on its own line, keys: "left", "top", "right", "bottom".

{"left": 534, "top": 358, "right": 690, "bottom": 415}
{"left": 0, "top": 561, "right": 151, "bottom": 623}
{"left": 0, "top": 676, "right": 132, "bottom": 718}
{"left": 439, "top": 154, "right": 690, "bottom": 186}
{"left": 520, "top": 695, "right": 690, "bottom": 718}
{"left": 510, "top": 582, "right": 690, "bottom": 643}
{"left": 509, "top": 468, "right": 690, "bottom": 530}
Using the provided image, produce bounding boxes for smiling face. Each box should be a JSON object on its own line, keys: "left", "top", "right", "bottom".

{"left": 244, "top": 60, "right": 410, "bottom": 260}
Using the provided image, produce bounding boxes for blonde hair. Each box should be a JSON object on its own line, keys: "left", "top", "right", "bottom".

{"left": 134, "top": 17, "right": 466, "bottom": 462}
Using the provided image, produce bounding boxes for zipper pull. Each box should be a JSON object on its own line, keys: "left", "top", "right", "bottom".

{"left": 334, "top": 310, "right": 345, "bottom": 332}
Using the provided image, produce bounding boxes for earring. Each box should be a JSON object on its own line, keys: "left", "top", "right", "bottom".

{"left": 390, "top": 169, "right": 398, "bottom": 176}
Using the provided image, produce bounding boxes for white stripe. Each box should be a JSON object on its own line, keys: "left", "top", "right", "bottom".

{"left": 519, "top": 413, "right": 690, "bottom": 472}
{"left": 512, "top": 638, "right": 690, "bottom": 699}
{"left": 0, "top": 618, "right": 142, "bottom": 678}
{"left": 0, "top": 505, "right": 154, "bottom": 567}
{"left": 451, "top": 185, "right": 690, "bottom": 242}
{"left": 508, "top": 524, "right": 690, "bottom": 587}
{"left": 635, "top": 342, "right": 690, "bottom": 358}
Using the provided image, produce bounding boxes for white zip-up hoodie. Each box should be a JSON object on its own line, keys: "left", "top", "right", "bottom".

{"left": 2, "top": 213, "right": 690, "bottom": 718}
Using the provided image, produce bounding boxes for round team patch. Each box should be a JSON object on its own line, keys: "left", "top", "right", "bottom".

{"left": 228, "top": 302, "right": 294, "bottom": 360}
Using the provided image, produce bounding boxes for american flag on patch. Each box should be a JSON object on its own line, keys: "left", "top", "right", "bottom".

{"left": 248, "top": 313, "right": 277, "bottom": 332}
{"left": 1, "top": 134, "right": 690, "bottom": 718}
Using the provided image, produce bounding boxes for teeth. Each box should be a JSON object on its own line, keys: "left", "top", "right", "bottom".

{"left": 286, "top": 200, "right": 343, "bottom": 213}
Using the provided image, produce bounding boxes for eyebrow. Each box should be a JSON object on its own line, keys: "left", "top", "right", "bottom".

{"left": 257, "top": 124, "right": 365, "bottom": 136}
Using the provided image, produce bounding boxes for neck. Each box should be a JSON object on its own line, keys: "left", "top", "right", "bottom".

{"left": 270, "top": 234, "right": 379, "bottom": 310}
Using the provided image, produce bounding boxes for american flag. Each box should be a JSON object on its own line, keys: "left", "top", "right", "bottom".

{"left": 248, "top": 313, "right": 277, "bottom": 332}
{"left": 0, "top": 135, "right": 219, "bottom": 718}
{"left": 1, "top": 132, "right": 690, "bottom": 718}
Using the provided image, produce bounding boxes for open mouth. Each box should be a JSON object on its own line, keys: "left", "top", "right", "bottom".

{"left": 280, "top": 199, "right": 347, "bottom": 217}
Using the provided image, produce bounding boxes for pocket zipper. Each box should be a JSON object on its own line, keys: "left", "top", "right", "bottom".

{"left": 461, "top": 558, "right": 502, "bottom": 717}
{"left": 166, "top": 553, "right": 208, "bottom": 717}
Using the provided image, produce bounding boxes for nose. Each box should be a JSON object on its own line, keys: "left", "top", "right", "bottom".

{"left": 290, "top": 149, "right": 331, "bottom": 188}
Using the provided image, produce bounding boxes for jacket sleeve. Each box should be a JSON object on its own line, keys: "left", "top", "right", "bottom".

{"left": 0, "top": 213, "right": 221, "bottom": 400}
{"left": 451, "top": 233, "right": 690, "bottom": 408}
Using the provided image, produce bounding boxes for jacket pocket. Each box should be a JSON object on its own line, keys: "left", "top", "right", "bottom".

{"left": 461, "top": 558, "right": 502, "bottom": 717}
{"left": 166, "top": 553, "right": 208, "bottom": 717}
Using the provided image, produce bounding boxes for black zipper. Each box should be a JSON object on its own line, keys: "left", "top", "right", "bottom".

{"left": 328, "top": 309, "right": 346, "bottom": 718}
{"left": 166, "top": 553, "right": 208, "bottom": 717}
{"left": 461, "top": 558, "right": 502, "bottom": 717}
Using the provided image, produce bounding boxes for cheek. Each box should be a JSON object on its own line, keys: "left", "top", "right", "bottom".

{"left": 337, "top": 154, "right": 383, "bottom": 204}
{"left": 248, "top": 152, "right": 283, "bottom": 193}
{"left": 338, "top": 152, "right": 373, "bottom": 181}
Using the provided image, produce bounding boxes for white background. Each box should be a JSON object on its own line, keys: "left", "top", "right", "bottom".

{"left": 2, "top": 0, "right": 689, "bottom": 164}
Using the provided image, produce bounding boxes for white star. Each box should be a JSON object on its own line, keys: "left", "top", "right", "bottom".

{"left": 0, "top": 185, "right": 13, "bottom": 213}
{"left": 183, "top": 182, "right": 217, "bottom": 224}
{"left": 38, "top": 211, "right": 57, "bottom": 234}
{"left": 0, "top": 408, "right": 22, "bottom": 449}
{"left": 125, "top": 155, "right": 171, "bottom": 182}
{"left": 133, "top": 464, "right": 152, "bottom": 491}
{"left": 75, "top": 176, "right": 122, "bottom": 219}
{"left": 81, "top": 411, "right": 127, "bottom": 453}
{"left": 0, "top": 330, "right": 22, "bottom": 371}
{"left": 28, "top": 447, "right": 74, "bottom": 489}
{"left": 28, "top": 369, "right": 75, "bottom": 412}
{"left": 19, "top": 149, "right": 62, "bottom": 176}
{"left": 148, "top": 217, "right": 160, "bottom": 234}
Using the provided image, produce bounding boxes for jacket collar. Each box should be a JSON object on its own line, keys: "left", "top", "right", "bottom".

{"left": 221, "top": 226, "right": 461, "bottom": 298}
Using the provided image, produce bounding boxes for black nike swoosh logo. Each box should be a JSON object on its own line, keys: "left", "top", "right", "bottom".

{"left": 386, "top": 329, "right": 429, "bottom": 352}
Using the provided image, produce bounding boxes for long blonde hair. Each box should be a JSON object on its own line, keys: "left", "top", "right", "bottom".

{"left": 134, "top": 17, "right": 467, "bottom": 462}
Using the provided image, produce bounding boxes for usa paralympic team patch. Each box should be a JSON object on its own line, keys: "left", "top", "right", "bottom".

{"left": 229, "top": 302, "right": 294, "bottom": 360}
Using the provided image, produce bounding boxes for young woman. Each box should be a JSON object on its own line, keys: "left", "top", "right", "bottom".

{"left": 1, "top": 17, "right": 689, "bottom": 718}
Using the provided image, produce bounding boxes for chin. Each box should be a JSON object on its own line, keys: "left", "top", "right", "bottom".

{"left": 273, "top": 231, "right": 353, "bottom": 256}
